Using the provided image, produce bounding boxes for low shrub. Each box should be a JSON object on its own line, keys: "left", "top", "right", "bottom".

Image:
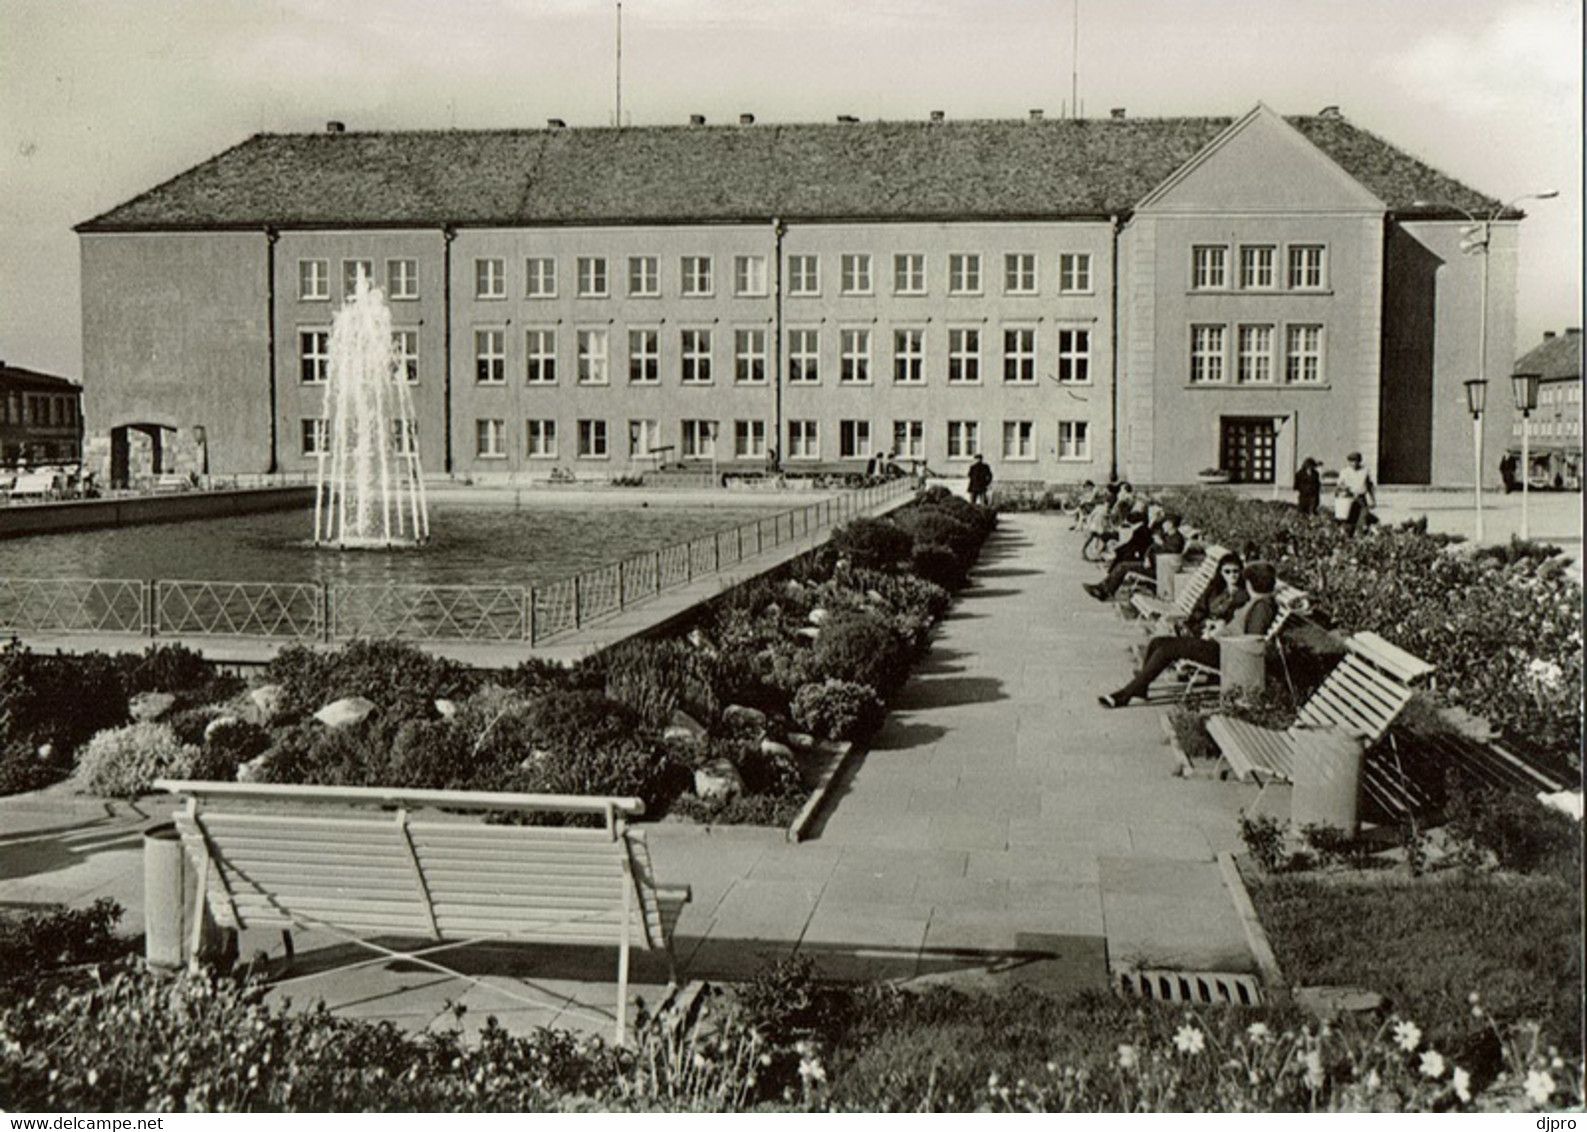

{"left": 1441, "top": 779, "right": 1581, "bottom": 879}
{"left": 1239, "top": 812, "right": 1298, "bottom": 873}
{"left": 0, "top": 898, "right": 127, "bottom": 990}
{"left": 829, "top": 517, "right": 914, "bottom": 571}
{"left": 584, "top": 639, "right": 716, "bottom": 729}
{"left": 909, "top": 541, "right": 964, "bottom": 590}
{"left": 71, "top": 723, "right": 200, "bottom": 798}
{"left": 791, "top": 679, "right": 883, "bottom": 742}
{"left": 810, "top": 613, "right": 907, "bottom": 695}
{"left": 261, "top": 639, "right": 476, "bottom": 723}
{"left": 1167, "top": 704, "right": 1219, "bottom": 763}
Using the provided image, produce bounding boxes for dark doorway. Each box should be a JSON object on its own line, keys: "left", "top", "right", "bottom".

{"left": 1219, "top": 417, "right": 1277, "bottom": 483}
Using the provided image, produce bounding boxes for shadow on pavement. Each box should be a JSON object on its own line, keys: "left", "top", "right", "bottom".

{"left": 892, "top": 675, "right": 1006, "bottom": 710}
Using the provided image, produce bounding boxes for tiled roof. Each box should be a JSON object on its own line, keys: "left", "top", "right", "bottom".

{"left": 77, "top": 113, "right": 1499, "bottom": 232}
{"left": 0, "top": 364, "right": 79, "bottom": 392}
{"left": 1513, "top": 330, "right": 1583, "bottom": 380}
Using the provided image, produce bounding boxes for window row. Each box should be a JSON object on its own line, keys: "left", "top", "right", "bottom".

{"left": 1188, "top": 324, "right": 1325, "bottom": 385}
{"left": 1191, "top": 244, "right": 1328, "bottom": 292}
{"left": 298, "top": 330, "right": 420, "bottom": 384}
{"left": 1, "top": 393, "right": 79, "bottom": 428}
{"left": 1516, "top": 419, "right": 1582, "bottom": 438}
{"left": 456, "top": 326, "right": 1092, "bottom": 387}
{"left": 298, "top": 259, "right": 419, "bottom": 302}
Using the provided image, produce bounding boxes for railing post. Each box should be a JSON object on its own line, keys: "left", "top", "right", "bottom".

{"left": 572, "top": 576, "right": 582, "bottom": 629}
{"left": 712, "top": 532, "right": 720, "bottom": 572}
{"left": 524, "top": 586, "right": 535, "bottom": 644}
{"left": 737, "top": 525, "right": 744, "bottom": 561}
{"left": 653, "top": 549, "right": 662, "bottom": 594}
{"left": 318, "top": 582, "right": 331, "bottom": 642}
{"left": 144, "top": 580, "right": 157, "bottom": 638}
{"left": 617, "top": 560, "right": 626, "bottom": 610}
{"left": 685, "top": 541, "right": 694, "bottom": 582}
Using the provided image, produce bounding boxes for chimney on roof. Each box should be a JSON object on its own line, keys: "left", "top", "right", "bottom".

{"left": 688, "top": 114, "right": 706, "bottom": 126}
{"left": 1028, "top": 109, "right": 1044, "bottom": 121}
{"left": 929, "top": 110, "right": 945, "bottom": 123}
{"left": 325, "top": 121, "right": 346, "bottom": 133}
{"left": 837, "top": 114, "right": 859, "bottom": 124}
{"left": 1318, "top": 105, "right": 1342, "bottom": 119}
{"left": 739, "top": 113, "right": 755, "bottom": 126}
{"left": 1545, "top": 332, "right": 1556, "bottom": 340}
{"left": 1567, "top": 327, "right": 1582, "bottom": 336}
{"left": 1110, "top": 107, "right": 1126, "bottom": 119}
{"left": 546, "top": 118, "right": 566, "bottom": 129}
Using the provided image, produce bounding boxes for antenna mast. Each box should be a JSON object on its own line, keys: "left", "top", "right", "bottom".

{"left": 615, "top": 2, "right": 623, "bottom": 129}
{"left": 1071, "top": 0, "right": 1079, "bottom": 119}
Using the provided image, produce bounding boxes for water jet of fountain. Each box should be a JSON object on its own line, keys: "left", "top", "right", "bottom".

{"left": 313, "top": 270, "right": 430, "bottom": 548}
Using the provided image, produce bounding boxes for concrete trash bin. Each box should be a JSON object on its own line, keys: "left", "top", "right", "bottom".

{"left": 1218, "top": 634, "right": 1265, "bottom": 694}
{"left": 143, "top": 822, "right": 190, "bottom": 971}
{"left": 1154, "top": 553, "right": 1182, "bottom": 602}
{"left": 1290, "top": 725, "right": 1366, "bottom": 835}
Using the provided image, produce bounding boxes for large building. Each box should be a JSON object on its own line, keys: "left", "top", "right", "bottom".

{"left": 0, "top": 362, "right": 84, "bottom": 469}
{"left": 1511, "top": 327, "right": 1583, "bottom": 489}
{"left": 75, "top": 104, "right": 1522, "bottom": 488}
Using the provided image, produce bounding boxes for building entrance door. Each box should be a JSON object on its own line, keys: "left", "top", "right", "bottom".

{"left": 1219, "top": 417, "right": 1277, "bottom": 484}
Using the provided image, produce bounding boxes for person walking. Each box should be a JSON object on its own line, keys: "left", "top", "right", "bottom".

{"left": 1500, "top": 452, "right": 1519, "bottom": 494}
{"left": 967, "top": 453, "right": 993, "bottom": 505}
{"left": 1333, "top": 451, "right": 1376, "bottom": 536}
{"left": 1294, "top": 457, "right": 1322, "bottom": 515}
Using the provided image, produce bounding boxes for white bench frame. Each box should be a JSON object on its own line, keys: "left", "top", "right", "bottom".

{"left": 1131, "top": 544, "right": 1229, "bottom": 627}
{"left": 1164, "top": 582, "right": 1312, "bottom": 698}
{"left": 154, "top": 779, "right": 691, "bottom": 1043}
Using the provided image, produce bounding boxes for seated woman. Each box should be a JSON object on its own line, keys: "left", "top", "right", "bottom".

{"left": 1099, "top": 561, "right": 1277, "bottom": 708}
{"left": 1181, "top": 551, "right": 1247, "bottom": 636}
{"left": 1086, "top": 512, "right": 1185, "bottom": 600}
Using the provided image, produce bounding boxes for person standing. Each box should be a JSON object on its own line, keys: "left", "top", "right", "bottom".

{"left": 967, "top": 453, "right": 993, "bottom": 505}
{"left": 1294, "top": 457, "right": 1322, "bottom": 515}
{"left": 1333, "top": 451, "right": 1376, "bottom": 536}
{"left": 1499, "top": 452, "right": 1519, "bottom": 494}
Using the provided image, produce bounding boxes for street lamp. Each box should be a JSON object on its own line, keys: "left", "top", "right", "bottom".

{"left": 1463, "top": 378, "right": 1487, "bottom": 540}
{"left": 1512, "top": 370, "right": 1542, "bottom": 540}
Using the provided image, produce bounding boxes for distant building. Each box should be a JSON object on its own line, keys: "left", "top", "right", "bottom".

{"left": 1511, "top": 327, "right": 1582, "bottom": 489}
{"left": 0, "top": 362, "right": 84, "bottom": 468}
{"left": 75, "top": 104, "right": 1524, "bottom": 487}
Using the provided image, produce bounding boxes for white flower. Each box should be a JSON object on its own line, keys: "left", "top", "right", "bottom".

{"left": 1452, "top": 1066, "right": 1472, "bottom": 1102}
{"left": 1419, "top": 1050, "right": 1446, "bottom": 1079}
{"left": 1173, "top": 1026, "right": 1206, "bottom": 1055}
{"left": 1392, "top": 1020, "right": 1422, "bottom": 1052}
{"left": 1116, "top": 1044, "right": 1139, "bottom": 1070}
{"left": 1246, "top": 1022, "right": 1271, "bottom": 1042}
{"left": 1527, "top": 658, "right": 1564, "bottom": 690}
{"left": 1524, "top": 1070, "right": 1556, "bottom": 1105}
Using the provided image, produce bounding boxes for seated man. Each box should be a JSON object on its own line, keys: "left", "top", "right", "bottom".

{"left": 1098, "top": 561, "right": 1277, "bottom": 708}
{"left": 1085, "top": 512, "right": 1185, "bottom": 601}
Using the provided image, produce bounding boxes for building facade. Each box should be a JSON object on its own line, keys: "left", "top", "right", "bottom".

{"left": 1511, "top": 327, "right": 1583, "bottom": 489}
{"left": 77, "top": 105, "right": 1521, "bottom": 488}
{"left": 0, "top": 363, "right": 85, "bottom": 469}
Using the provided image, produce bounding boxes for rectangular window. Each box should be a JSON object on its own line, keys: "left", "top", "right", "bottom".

{"left": 788, "top": 420, "right": 819, "bottom": 460}
{"left": 476, "top": 418, "right": 506, "bottom": 458}
{"left": 299, "top": 330, "right": 330, "bottom": 384}
{"left": 948, "top": 328, "right": 981, "bottom": 383}
{"left": 840, "top": 253, "right": 872, "bottom": 295}
{"left": 734, "top": 329, "right": 767, "bottom": 384}
{"left": 1220, "top": 417, "right": 1278, "bottom": 483}
{"left": 577, "top": 419, "right": 608, "bottom": 458}
{"left": 1002, "top": 420, "right": 1035, "bottom": 461}
{"left": 576, "top": 256, "right": 608, "bottom": 297}
{"left": 681, "top": 420, "right": 717, "bottom": 460}
{"left": 1237, "top": 324, "right": 1275, "bottom": 384}
{"left": 387, "top": 258, "right": 418, "bottom": 300}
{"left": 788, "top": 254, "right": 820, "bottom": 296}
{"left": 680, "top": 328, "right": 713, "bottom": 384}
{"left": 526, "top": 419, "right": 557, "bottom": 458}
{"left": 1003, "top": 328, "right": 1036, "bottom": 383}
{"left": 475, "top": 329, "right": 506, "bottom": 384}
{"left": 298, "top": 260, "right": 329, "bottom": 301}
{"left": 1285, "top": 324, "right": 1323, "bottom": 384}
{"left": 391, "top": 418, "right": 418, "bottom": 456}
{"left": 681, "top": 255, "right": 713, "bottom": 296}
{"left": 1192, "top": 246, "right": 1228, "bottom": 290}
{"left": 734, "top": 254, "right": 768, "bottom": 296}
{"left": 1189, "top": 325, "right": 1226, "bottom": 384}
{"left": 343, "top": 259, "right": 373, "bottom": 298}
{"left": 840, "top": 329, "right": 871, "bottom": 384}
{"left": 946, "top": 420, "right": 981, "bottom": 459}
{"left": 526, "top": 329, "right": 557, "bottom": 384}
{"left": 948, "top": 253, "right": 982, "bottom": 294}
{"left": 1288, "top": 245, "right": 1327, "bottom": 290}
{"left": 839, "top": 420, "right": 872, "bottom": 460}
{"left": 475, "top": 258, "right": 506, "bottom": 299}
{"left": 734, "top": 419, "right": 767, "bottom": 459}
{"left": 1239, "top": 245, "right": 1275, "bottom": 290}
{"left": 893, "top": 329, "right": 925, "bottom": 384}
{"left": 391, "top": 329, "right": 419, "bottom": 383}
{"left": 1057, "top": 420, "right": 1090, "bottom": 461}
{"left": 300, "top": 418, "right": 329, "bottom": 456}
{"left": 628, "top": 419, "right": 661, "bottom": 458}
{"left": 526, "top": 257, "right": 557, "bottom": 297}
{"left": 1058, "top": 252, "right": 1092, "bottom": 294}
{"left": 576, "top": 328, "right": 610, "bottom": 384}
{"left": 893, "top": 419, "right": 924, "bottom": 459}
{"left": 894, "top": 253, "right": 926, "bottom": 295}
{"left": 1057, "top": 329, "right": 1091, "bottom": 384}
{"left": 788, "top": 328, "right": 820, "bottom": 384}
{"left": 1004, "top": 253, "right": 1037, "bottom": 294}
{"left": 627, "top": 255, "right": 659, "bottom": 297}
{"left": 628, "top": 329, "right": 659, "bottom": 385}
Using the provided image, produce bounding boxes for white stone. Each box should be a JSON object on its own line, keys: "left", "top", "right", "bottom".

{"left": 723, "top": 704, "right": 768, "bottom": 730}
{"left": 786, "top": 732, "right": 816, "bottom": 751}
{"left": 667, "top": 710, "right": 708, "bottom": 740}
{"left": 314, "top": 696, "right": 376, "bottom": 728}
{"left": 808, "top": 607, "right": 829, "bottom": 625}
{"left": 760, "top": 739, "right": 794, "bottom": 760}
{"left": 1538, "top": 790, "right": 1582, "bottom": 820}
{"left": 433, "top": 698, "right": 459, "bottom": 719}
{"left": 248, "top": 684, "right": 284, "bottom": 720}
{"left": 794, "top": 627, "right": 820, "bottom": 641}
{"left": 203, "top": 715, "right": 242, "bottom": 743}
{"left": 128, "top": 691, "right": 176, "bottom": 722}
{"left": 693, "top": 758, "right": 744, "bottom": 802}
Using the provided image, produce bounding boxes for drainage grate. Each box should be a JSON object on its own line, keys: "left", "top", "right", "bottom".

{"left": 1117, "top": 969, "right": 1264, "bottom": 1006}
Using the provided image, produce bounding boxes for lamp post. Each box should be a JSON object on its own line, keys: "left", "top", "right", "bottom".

{"left": 1463, "top": 379, "right": 1487, "bottom": 540}
{"left": 1512, "top": 370, "right": 1541, "bottom": 541}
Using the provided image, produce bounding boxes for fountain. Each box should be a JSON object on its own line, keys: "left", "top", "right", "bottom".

{"left": 314, "top": 271, "right": 430, "bottom": 548}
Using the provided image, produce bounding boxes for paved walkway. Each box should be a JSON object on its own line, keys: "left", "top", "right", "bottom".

{"left": 0, "top": 512, "right": 1274, "bottom": 1037}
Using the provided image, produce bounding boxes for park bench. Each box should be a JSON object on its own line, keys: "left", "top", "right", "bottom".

{"left": 1156, "top": 582, "right": 1312, "bottom": 699}
{"left": 1203, "top": 631, "right": 1434, "bottom": 783}
{"left": 154, "top": 780, "right": 691, "bottom": 1042}
{"left": 1130, "top": 544, "right": 1228, "bottom": 627}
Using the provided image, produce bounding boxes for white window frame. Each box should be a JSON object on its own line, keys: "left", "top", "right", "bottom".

{"left": 787, "top": 419, "right": 819, "bottom": 461}
{"left": 680, "top": 328, "right": 713, "bottom": 384}
{"left": 1004, "top": 253, "right": 1038, "bottom": 295}
{"left": 1237, "top": 324, "right": 1275, "bottom": 385}
{"left": 681, "top": 419, "right": 717, "bottom": 460}
{"left": 526, "top": 256, "right": 557, "bottom": 298}
{"left": 391, "top": 418, "right": 418, "bottom": 457}
{"left": 300, "top": 417, "right": 329, "bottom": 456}
{"left": 681, "top": 255, "right": 714, "bottom": 296}
{"left": 893, "top": 329, "right": 925, "bottom": 384}
{"left": 475, "top": 328, "right": 507, "bottom": 385}
{"left": 577, "top": 418, "right": 609, "bottom": 459}
{"left": 1190, "top": 325, "right": 1227, "bottom": 384}
{"left": 1057, "top": 328, "right": 1091, "bottom": 384}
{"left": 1003, "top": 327, "right": 1037, "bottom": 384}
{"left": 840, "top": 253, "right": 873, "bottom": 296}
{"left": 299, "top": 329, "right": 330, "bottom": 384}
{"left": 387, "top": 258, "right": 419, "bottom": 300}
{"left": 839, "top": 419, "right": 873, "bottom": 460}
{"left": 475, "top": 418, "right": 506, "bottom": 459}
{"left": 734, "top": 419, "right": 767, "bottom": 459}
{"left": 788, "top": 328, "right": 820, "bottom": 384}
{"left": 391, "top": 329, "right": 419, "bottom": 383}
{"left": 1058, "top": 252, "right": 1093, "bottom": 294}
{"left": 1239, "top": 245, "right": 1276, "bottom": 290}
{"left": 948, "top": 328, "right": 981, "bottom": 384}
{"left": 1002, "top": 420, "right": 1035, "bottom": 461}
{"left": 1285, "top": 324, "right": 1324, "bottom": 384}
{"left": 343, "top": 259, "right": 373, "bottom": 298}
{"left": 526, "top": 328, "right": 557, "bottom": 385}
{"left": 576, "top": 328, "right": 610, "bottom": 385}
{"left": 576, "top": 256, "right": 609, "bottom": 298}
{"left": 298, "top": 260, "right": 330, "bottom": 301}
{"left": 1192, "top": 246, "right": 1228, "bottom": 290}
{"left": 946, "top": 420, "right": 981, "bottom": 459}
{"left": 627, "top": 255, "right": 660, "bottom": 297}
{"left": 894, "top": 253, "right": 926, "bottom": 295}
{"left": 734, "top": 254, "right": 768, "bottom": 297}
{"left": 526, "top": 418, "right": 557, "bottom": 458}
{"left": 628, "top": 419, "right": 661, "bottom": 458}
{"left": 734, "top": 328, "right": 767, "bottom": 384}
{"left": 475, "top": 258, "right": 506, "bottom": 300}
{"left": 840, "top": 328, "right": 872, "bottom": 384}
{"left": 948, "top": 253, "right": 982, "bottom": 295}
{"left": 628, "top": 328, "right": 659, "bottom": 385}
{"left": 893, "top": 419, "right": 924, "bottom": 460}
{"left": 1288, "top": 245, "right": 1327, "bottom": 290}
{"left": 788, "top": 254, "right": 820, "bottom": 296}
{"left": 1057, "top": 419, "right": 1091, "bottom": 461}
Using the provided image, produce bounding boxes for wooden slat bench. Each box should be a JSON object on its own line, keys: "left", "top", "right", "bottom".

{"left": 1204, "top": 631, "right": 1434, "bottom": 782}
{"left": 1156, "top": 582, "right": 1312, "bottom": 699}
{"left": 1132, "top": 544, "right": 1228, "bottom": 628}
{"left": 154, "top": 780, "right": 691, "bottom": 1042}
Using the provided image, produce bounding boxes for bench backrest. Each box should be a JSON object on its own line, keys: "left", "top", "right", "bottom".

{"left": 155, "top": 780, "right": 675, "bottom": 951}
{"left": 1171, "top": 545, "right": 1228, "bottom": 615}
{"left": 1292, "top": 631, "right": 1433, "bottom": 746}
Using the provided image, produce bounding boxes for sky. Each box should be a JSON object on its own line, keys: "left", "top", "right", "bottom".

{"left": 1, "top": 0, "right": 1581, "bottom": 379}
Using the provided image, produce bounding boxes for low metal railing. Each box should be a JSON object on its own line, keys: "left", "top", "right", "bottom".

{"left": 0, "top": 478, "right": 914, "bottom": 647}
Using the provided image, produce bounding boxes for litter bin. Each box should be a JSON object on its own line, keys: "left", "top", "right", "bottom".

{"left": 1290, "top": 725, "right": 1365, "bottom": 835}
{"left": 1154, "top": 553, "right": 1182, "bottom": 602}
{"left": 1217, "top": 634, "right": 1265, "bottom": 694}
{"left": 144, "top": 823, "right": 190, "bottom": 971}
